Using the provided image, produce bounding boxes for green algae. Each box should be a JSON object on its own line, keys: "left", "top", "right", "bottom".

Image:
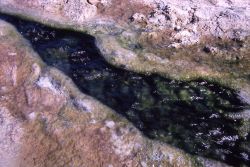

{"left": 1, "top": 13, "right": 250, "bottom": 166}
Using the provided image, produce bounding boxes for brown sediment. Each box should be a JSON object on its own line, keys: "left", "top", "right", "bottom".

{"left": 138, "top": 29, "right": 176, "bottom": 49}
{"left": 0, "top": 20, "right": 200, "bottom": 167}
{"left": 96, "top": 0, "right": 153, "bottom": 24}
{"left": 0, "top": 21, "right": 123, "bottom": 167}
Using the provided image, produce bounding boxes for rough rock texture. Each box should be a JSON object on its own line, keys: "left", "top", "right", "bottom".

{"left": 0, "top": 19, "right": 216, "bottom": 167}
{"left": 0, "top": 0, "right": 249, "bottom": 92}
{"left": 0, "top": 1, "right": 249, "bottom": 166}
{"left": 1, "top": 0, "right": 250, "bottom": 44}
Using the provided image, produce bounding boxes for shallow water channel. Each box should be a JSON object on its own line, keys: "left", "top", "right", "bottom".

{"left": 1, "top": 14, "right": 249, "bottom": 166}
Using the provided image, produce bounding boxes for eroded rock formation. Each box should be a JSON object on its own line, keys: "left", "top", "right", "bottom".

{"left": 1, "top": 0, "right": 250, "bottom": 43}
{"left": 0, "top": 0, "right": 250, "bottom": 166}
{"left": 0, "top": 19, "right": 211, "bottom": 167}
{"left": 1, "top": 0, "right": 249, "bottom": 90}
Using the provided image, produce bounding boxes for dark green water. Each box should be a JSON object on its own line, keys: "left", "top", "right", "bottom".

{"left": 1, "top": 14, "right": 249, "bottom": 166}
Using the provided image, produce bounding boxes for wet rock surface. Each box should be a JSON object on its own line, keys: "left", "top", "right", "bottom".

{"left": 0, "top": 19, "right": 205, "bottom": 167}
{"left": 1, "top": 14, "right": 250, "bottom": 166}
{"left": 0, "top": 0, "right": 250, "bottom": 88}
{"left": 0, "top": 0, "right": 250, "bottom": 166}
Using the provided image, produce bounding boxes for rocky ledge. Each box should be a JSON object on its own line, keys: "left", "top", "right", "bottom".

{"left": 0, "top": 0, "right": 249, "bottom": 93}
{"left": 0, "top": 0, "right": 250, "bottom": 166}
{"left": 0, "top": 20, "right": 209, "bottom": 167}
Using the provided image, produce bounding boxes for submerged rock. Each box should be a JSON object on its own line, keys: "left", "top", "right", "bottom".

{"left": 0, "top": 18, "right": 211, "bottom": 167}
{"left": 0, "top": 0, "right": 250, "bottom": 166}
{"left": 1, "top": 15, "right": 250, "bottom": 166}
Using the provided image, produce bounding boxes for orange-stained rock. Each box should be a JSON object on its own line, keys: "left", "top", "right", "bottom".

{"left": 0, "top": 0, "right": 250, "bottom": 94}
{"left": 0, "top": 20, "right": 212, "bottom": 167}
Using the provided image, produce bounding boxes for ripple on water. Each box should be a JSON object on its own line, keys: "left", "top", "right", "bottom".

{"left": 1, "top": 14, "right": 249, "bottom": 166}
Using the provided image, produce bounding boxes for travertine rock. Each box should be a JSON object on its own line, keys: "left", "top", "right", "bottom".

{"left": 0, "top": 1, "right": 249, "bottom": 166}
{"left": 0, "top": 0, "right": 249, "bottom": 89}
{"left": 1, "top": 0, "right": 249, "bottom": 44}
{"left": 0, "top": 19, "right": 213, "bottom": 167}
